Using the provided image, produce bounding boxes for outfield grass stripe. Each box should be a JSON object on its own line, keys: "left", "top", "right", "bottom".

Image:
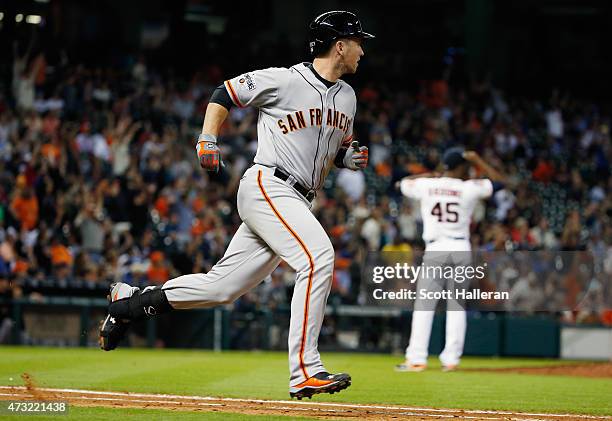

{"left": 1, "top": 386, "right": 608, "bottom": 419}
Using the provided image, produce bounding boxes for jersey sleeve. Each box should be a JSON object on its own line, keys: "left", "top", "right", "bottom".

{"left": 224, "top": 67, "right": 285, "bottom": 109}
{"left": 465, "top": 179, "right": 494, "bottom": 199}
{"left": 341, "top": 88, "right": 357, "bottom": 146}
{"left": 400, "top": 178, "right": 426, "bottom": 200}
{"left": 341, "top": 119, "right": 354, "bottom": 147}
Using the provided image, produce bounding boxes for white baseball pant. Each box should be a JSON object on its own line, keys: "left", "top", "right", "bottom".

{"left": 405, "top": 239, "right": 471, "bottom": 367}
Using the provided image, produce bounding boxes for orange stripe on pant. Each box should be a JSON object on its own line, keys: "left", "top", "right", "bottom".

{"left": 257, "top": 170, "right": 313, "bottom": 380}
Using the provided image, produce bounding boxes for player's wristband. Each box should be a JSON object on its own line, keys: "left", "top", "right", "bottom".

{"left": 334, "top": 147, "right": 348, "bottom": 168}
{"left": 210, "top": 85, "right": 233, "bottom": 111}
{"left": 198, "top": 133, "right": 217, "bottom": 144}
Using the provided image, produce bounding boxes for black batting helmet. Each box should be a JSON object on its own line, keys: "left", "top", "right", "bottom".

{"left": 308, "top": 11, "right": 375, "bottom": 56}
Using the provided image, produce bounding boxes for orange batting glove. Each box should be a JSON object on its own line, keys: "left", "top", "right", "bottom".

{"left": 196, "top": 134, "right": 221, "bottom": 172}
{"left": 344, "top": 140, "right": 369, "bottom": 170}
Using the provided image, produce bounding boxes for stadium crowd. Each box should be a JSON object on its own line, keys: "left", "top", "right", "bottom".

{"left": 0, "top": 43, "right": 611, "bottom": 338}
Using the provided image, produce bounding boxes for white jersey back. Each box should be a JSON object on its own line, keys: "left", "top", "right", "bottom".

{"left": 224, "top": 62, "right": 356, "bottom": 191}
{"left": 400, "top": 177, "right": 493, "bottom": 242}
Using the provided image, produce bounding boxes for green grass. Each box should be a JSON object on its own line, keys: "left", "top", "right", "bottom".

{"left": 0, "top": 347, "right": 610, "bottom": 417}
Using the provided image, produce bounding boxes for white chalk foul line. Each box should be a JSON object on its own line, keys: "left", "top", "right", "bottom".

{"left": 0, "top": 391, "right": 223, "bottom": 408}
{"left": 0, "top": 386, "right": 608, "bottom": 420}
{"left": 46, "top": 396, "right": 223, "bottom": 407}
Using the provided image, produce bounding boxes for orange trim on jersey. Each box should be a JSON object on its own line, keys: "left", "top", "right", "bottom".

{"left": 257, "top": 170, "right": 313, "bottom": 380}
{"left": 342, "top": 134, "right": 353, "bottom": 147}
{"left": 224, "top": 80, "right": 244, "bottom": 108}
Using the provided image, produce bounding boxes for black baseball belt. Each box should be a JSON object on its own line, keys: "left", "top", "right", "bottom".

{"left": 427, "top": 236, "right": 466, "bottom": 244}
{"left": 273, "top": 168, "right": 316, "bottom": 202}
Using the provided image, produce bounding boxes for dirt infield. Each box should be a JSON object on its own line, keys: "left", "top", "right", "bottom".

{"left": 0, "top": 382, "right": 610, "bottom": 420}
{"left": 471, "top": 363, "right": 612, "bottom": 378}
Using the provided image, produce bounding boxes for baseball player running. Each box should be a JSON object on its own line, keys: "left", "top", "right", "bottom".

{"left": 99, "top": 11, "right": 374, "bottom": 399}
{"left": 395, "top": 148, "right": 506, "bottom": 372}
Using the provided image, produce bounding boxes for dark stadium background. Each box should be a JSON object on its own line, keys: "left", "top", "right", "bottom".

{"left": 3, "top": 0, "right": 612, "bottom": 97}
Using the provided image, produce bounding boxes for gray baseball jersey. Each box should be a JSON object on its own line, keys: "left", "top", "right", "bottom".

{"left": 224, "top": 63, "right": 356, "bottom": 190}
{"left": 163, "top": 62, "right": 360, "bottom": 389}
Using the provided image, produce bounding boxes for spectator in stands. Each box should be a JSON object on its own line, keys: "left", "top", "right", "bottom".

{"left": 561, "top": 210, "right": 583, "bottom": 251}
{"left": 10, "top": 186, "right": 39, "bottom": 231}
{"left": 361, "top": 208, "right": 385, "bottom": 251}
{"left": 530, "top": 218, "right": 559, "bottom": 250}
{"left": 146, "top": 251, "right": 173, "bottom": 285}
{"left": 74, "top": 202, "right": 106, "bottom": 262}
{"left": 336, "top": 168, "right": 366, "bottom": 203}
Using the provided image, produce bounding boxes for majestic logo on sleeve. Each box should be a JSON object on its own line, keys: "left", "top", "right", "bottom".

{"left": 239, "top": 73, "right": 256, "bottom": 91}
{"left": 277, "top": 109, "right": 351, "bottom": 135}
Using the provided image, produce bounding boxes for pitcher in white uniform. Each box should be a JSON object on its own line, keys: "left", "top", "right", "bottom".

{"left": 396, "top": 148, "right": 506, "bottom": 372}
{"left": 98, "top": 11, "right": 374, "bottom": 399}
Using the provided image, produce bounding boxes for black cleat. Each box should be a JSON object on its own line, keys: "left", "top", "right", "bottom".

{"left": 99, "top": 314, "right": 130, "bottom": 351}
{"left": 98, "top": 283, "right": 138, "bottom": 351}
{"left": 289, "top": 372, "right": 351, "bottom": 399}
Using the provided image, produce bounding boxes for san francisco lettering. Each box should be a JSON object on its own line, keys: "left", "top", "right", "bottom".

{"left": 278, "top": 109, "right": 351, "bottom": 135}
